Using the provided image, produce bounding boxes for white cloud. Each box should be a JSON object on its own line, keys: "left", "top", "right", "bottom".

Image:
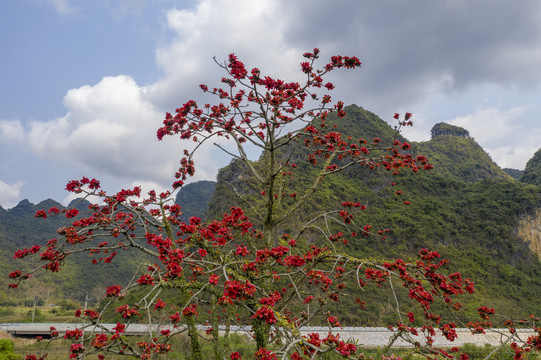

{"left": 60, "top": 179, "right": 171, "bottom": 208}
{"left": 0, "top": 119, "right": 25, "bottom": 143}
{"left": 106, "top": 0, "right": 148, "bottom": 19}
{"left": 449, "top": 105, "right": 533, "bottom": 143}
{"left": 0, "top": 180, "right": 24, "bottom": 209}
{"left": 43, "top": 0, "right": 75, "bottom": 15}
{"left": 448, "top": 105, "right": 538, "bottom": 169}
{"left": 149, "top": 0, "right": 303, "bottom": 109}
{"left": 124, "top": 180, "right": 169, "bottom": 197}
{"left": 485, "top": 122, "right": 541, "bottom": 170}
{"left": 61, "top": 191, "right": 84, "bottom": 208}
{"left": 488, "top": 143, "right": 541, "bottom": 170}
{"left": 26, "top": 75, "right": 178, "bottom": 184}
{"left": 13, "top": 0, "right": 541, "bottom": 200}
{"left": 20, "top": 71, "right": 235, "bottom": 195}
{"left": 449, "top": 105, "right": 533, "bottom": 144}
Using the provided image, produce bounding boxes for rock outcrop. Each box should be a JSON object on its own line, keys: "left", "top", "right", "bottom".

{"left": 431, "top": 122, "right": 471, "bottom": 139}
{"left": 515, "top": 208, "right": 541, "bottom": 258}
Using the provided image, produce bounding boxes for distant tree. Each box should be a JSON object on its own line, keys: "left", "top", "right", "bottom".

{"left": 10, "top": 49, "right": 541, "bottom": 360}
{"left": 0, "top": 339, "right": 21, "bottom": 360}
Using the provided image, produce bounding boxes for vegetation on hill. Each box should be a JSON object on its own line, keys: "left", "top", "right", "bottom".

{"left": 416, "top": 134, "right": 511, "bottom": 183}
{"left": 504, "top": 168, "right": 523, "bottom": 179}
{"left": 174, "top": 180, "right": 216, "bottom": 221}
{"left": 0, "top": 199, "right": 145, "bottom": 307}
{"left": 521, "top": 147, "right": 541, "bottom": 186}
{"left": 2, "top": 105, "right": 541, "bottom": 326}
{"left": 206, "top": 105, "right": 541, "bottom": 323}
{"left": 431, "top": 122, "right": 470, "bottom": 138}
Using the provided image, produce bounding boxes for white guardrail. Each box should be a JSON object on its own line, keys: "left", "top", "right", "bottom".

{"left": 0, "top": 323, "right": 535, "bottom": 348}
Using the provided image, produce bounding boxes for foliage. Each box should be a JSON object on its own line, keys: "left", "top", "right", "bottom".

{"left": 24, "top": 308, "right": 45, "bottom": 323}
{"left": 207, "top": 106, "right": 541, "bottom": 323}
{"left": 18, "top": 334, "right": 255, "bottom": 360}
{"left": 521, "top": 147, "right": 541, "bottom": 186}
{"left": 431, "top": 122, "right": 470, "bottom": 139}
{"left": 503, "top": 168, "right": 523, "bottom": 179}
{"left": 0, "top": 199, "right": 152, "bottom": 306}
{"left": 0, "top": 340, "right": 21, "bottom": 360}
{"left": 417, "top": 131, "right": 511, "bottom": 183}
{"left": 458, "top": 343, "right": 516, "bottom": 360}
{"left": 174, "top": 180, "right": 217, "bottom": 221}
{"left": 8, "top": 49, "right": 541, "bottom": 360}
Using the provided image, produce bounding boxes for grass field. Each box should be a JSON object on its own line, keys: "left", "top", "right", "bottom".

{"left": 5, "top": 334, "right": 538, "bottom": 360}
{"left": 0, "top": 305, "right": 76, "bottom": 324}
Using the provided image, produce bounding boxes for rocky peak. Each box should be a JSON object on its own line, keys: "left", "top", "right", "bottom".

{"left": 431, "top": 122, "right": 470, "bottom": 139}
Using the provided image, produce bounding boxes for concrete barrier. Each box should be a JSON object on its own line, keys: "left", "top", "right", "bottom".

{"left": 0, "top": 323, "right": 534, "bottom": 347}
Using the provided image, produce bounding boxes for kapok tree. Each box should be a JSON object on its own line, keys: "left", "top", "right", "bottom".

{"left": 9, "top": 49, "right": 541, "bottom": 360}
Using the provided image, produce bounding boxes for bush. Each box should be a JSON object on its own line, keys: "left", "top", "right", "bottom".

{"left": 24, "top": 308, "right": 44, "bottom": 323}
{"left": 0, "top": 340, "right": 21, "bottom": 360}
{"left": 57, "top": 298, "right": 80, "bottom": 311}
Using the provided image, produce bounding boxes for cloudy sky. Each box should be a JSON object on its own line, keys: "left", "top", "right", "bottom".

{"left": 1, "top": 0, "right": 541, "bottom": 208}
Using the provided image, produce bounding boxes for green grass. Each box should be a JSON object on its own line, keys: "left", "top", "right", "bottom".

{"left": 12, "top": 334, "right": 541, "bottom": 360}
{"left": 0, "top": 306, "right": 76, "bottom": 323}
{"left": 14, "top": 333, "right": 256, "bottom": 360}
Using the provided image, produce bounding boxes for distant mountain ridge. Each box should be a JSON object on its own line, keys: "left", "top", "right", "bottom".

{"left": 0, "top": 198, "right": 146, "bottom": 306}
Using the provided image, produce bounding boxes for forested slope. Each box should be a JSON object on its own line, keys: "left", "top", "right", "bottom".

{"left": 205, "top": 105, "right": 541, "bottom": 322}
{"left": 2, "top": 105, "right": 541, "bottom": 325}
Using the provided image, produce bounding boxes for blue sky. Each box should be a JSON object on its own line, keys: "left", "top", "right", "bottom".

{"left": 1, "top": 0, "right": 541, "bottom": 208}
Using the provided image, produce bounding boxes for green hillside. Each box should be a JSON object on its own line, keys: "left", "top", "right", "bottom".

{"left": 205, "top": 105, "right": 541, "bottom": 323}
{"left": 0, "top": 199, "right": 146, "bottom": 306}
{"left": 175, "top": 180, "right": 216, "bottom": 221}
{"left": 2, "top": 104, "right": 541, "bottom": 325}
{"left": 504, "top": 168, "right": 523, "bottom": 179}
{"left": 521, "top": 147, "right": 541, "bottom": 186}
{"left": 416, "top": 130, "right": 511, "bottom": 183}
